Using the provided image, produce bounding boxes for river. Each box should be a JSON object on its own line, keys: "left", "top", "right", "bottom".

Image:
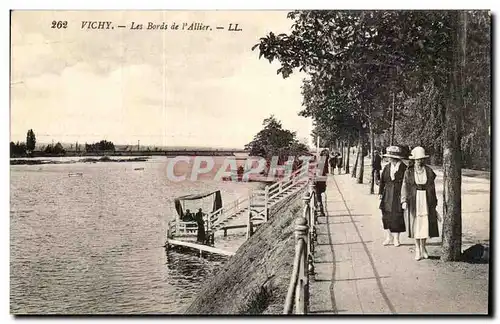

{"left": 10, "top": 156, "right": 259, "bottom": 314}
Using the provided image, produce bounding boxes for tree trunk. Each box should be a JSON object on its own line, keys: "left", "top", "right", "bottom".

{"left": 442, "top": 11, "right": 466, "bottom": 262}
{"left": 430, "top": 152, "right": 439, "bottom": 166}
{"left": 356, "top": 129, "right": 364, "bottom": 184}
{"left": 345, "top": 139, "right": 350, "bottom": 174}
{"left": 351, "top": 149, "right": 358, "bottom": 178}
{"left": 340, "top": 141, "right": 344, "bottom": 174}
{"left": 369, "top": 122, "right": 375, "bottom": 194}
{"left": 391, "top": 92, "right": 396, "bottom": 145}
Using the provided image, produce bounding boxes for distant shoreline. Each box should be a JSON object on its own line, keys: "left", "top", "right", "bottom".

{"left": 10, "top": 156, "right": 150, "bottom": 165}
{"left": 10, "top": 149, "right": 248, "bottom": 159}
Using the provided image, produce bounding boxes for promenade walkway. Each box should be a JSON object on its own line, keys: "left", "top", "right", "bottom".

{"left": 309, "top": 172, "right": 489, "bottom": 314}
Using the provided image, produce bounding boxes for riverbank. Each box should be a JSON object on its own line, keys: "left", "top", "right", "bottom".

{"left": 184, "top": 185, "right": 307, "bottom": 314}
{"left": 10, "top": 156, "right": 150, "bottom": 165}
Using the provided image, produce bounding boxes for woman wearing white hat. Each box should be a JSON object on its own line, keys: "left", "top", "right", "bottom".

{"left": 379, "top": 145, "right": 407, "bottom": 246}
{"left": 401, "top": 146, "right": 442, "bottom": 260}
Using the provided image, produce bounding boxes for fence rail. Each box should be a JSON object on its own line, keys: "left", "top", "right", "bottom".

{"left": 283, "top": 183, "right": 318, "bottom": 315}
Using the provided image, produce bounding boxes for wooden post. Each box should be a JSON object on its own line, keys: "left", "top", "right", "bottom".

{"left": 294, "top": 217, "right": 309, "bottom": 314}
{"left": 264, "top": 186, "right": 269, "bottom": 222}
{"left": 302, "top": 193, "right": 311, "bottom": 251}
{"left": 175, "top": 215, "right": 180, "bottom": 237}
{"left": 210, "top": 232, "right": 215, "bottom": 246}
{"left": 302, "top": 192, "right": 315, "bottom": 276}
{"left": 308, "top": 182, "right": 316, "bottom": 216}
{"left": 246, "top": 208, "right": 253, "bottom": 239}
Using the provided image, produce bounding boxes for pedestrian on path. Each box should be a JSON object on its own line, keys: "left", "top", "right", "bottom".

{"left": 372, "top": 150, "right": 382, "bottom": 185}
{"left": 379, "top": 146, "right": 407, "bottom": 247}
{"left": 401, "top": 146, "right": 442, "bottom": 261}
{"left": 336, "top": 152, "right": 343, "bottom": 174}
{"left": 329, "top": 153, "right": 337, "bottom": 174}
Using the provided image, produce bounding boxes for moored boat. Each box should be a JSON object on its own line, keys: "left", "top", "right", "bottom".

{"left": 166, "top": 190, "right": 222, "bottom": 246}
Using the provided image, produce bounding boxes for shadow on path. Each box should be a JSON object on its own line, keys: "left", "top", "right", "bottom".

{"left": 331, "top": 177, "right": 396, "bottom": 314}
{"left": 322, "top": 192, "right": 338, "bottom": 314}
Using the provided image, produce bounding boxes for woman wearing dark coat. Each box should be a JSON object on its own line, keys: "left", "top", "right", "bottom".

{"left": 379, "top": 146, "right": 407, "bottom": 247}
{"left": 329, "top": 153, "right": 337, "bottom": 174}
{"left": 195, "top": 208, "right": 206, "bottom": 244}
{"left": 401, "top": 146, "right": 442, "bottom": 261}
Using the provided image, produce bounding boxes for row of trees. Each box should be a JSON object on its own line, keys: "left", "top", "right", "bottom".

{"left": 10, "top": 129, "right": 37, "bottom": 158}
{"left": 10, "top": 129, "right": 117, "bottom": 157}
{"left": 10, "top": 142, "right": 27, "bottom": 158}
{"left": 254, "top": 11, "right": 490, "bottom": 261}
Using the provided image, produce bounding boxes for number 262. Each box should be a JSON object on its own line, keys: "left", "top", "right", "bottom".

{"left": 51, "top": 21, "right": 68, "bottom": 29}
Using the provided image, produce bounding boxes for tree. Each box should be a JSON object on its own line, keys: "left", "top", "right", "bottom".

{"left": 26, "top": 129, "right": 36, "bottom": 156}
{"left": 245, "top": 115, "right": 309, "bottom": 165}
{"left": 441, "top": 11, "right": 467, "bottom": 261}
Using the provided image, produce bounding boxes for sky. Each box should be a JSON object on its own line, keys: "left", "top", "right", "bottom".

{"left": 10, "top": 10, "right": 312, "bottom": 148}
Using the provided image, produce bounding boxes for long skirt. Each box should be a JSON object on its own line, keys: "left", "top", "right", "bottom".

{"left": 197, "top": 224, "right": 206, "bottom": 243}
{"left": 382, "top": 210, "right": 406, "bottom": 233}
{"left": 413, "top": 190, "right": 429, "bottom": 239}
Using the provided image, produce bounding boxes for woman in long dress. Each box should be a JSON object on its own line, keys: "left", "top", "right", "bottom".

{"left": 379, "top": 146, "right": 407, "bottom": 247}
{"left": 195, "top": 208, "right": 206, "bottom": 244}
{"left": 401, "top": 146, "right": 442, "bottom": 260}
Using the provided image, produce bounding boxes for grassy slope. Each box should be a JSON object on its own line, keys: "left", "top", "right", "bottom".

{"left": 184, "top": 189, "right": 306, "bottom": 314}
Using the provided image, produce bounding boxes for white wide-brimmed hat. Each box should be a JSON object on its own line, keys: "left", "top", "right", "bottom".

{"left": 409, "top": 146, "right": 429, "bottom": 160}
{"left": 382, "top": 146, "right": 405, "bottom": 159}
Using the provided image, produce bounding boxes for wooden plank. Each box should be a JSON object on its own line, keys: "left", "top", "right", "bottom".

{"left": 166, "top": 239, "right": 235, "bottom": 256}
{"left": 219, "top": 222, "right": 263, "bottom": 231}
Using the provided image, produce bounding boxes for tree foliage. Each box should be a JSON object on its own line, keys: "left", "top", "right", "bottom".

{"left": 85, "top": 140, "right": 115, "bottom": 153}
{"left": 254, "top": 10, "right": 490, "bottom": 170}
{"left": 244, "top": 115, "right": 309, "bottom": 163}
{"left": 26, "top": 129, "right": 36, "bottom": 155}
{"left": 10, "top": 141, "right": 26, "bottom": 158}
{"left": 44, "top": 142, "right": 66, "bottom": 155}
